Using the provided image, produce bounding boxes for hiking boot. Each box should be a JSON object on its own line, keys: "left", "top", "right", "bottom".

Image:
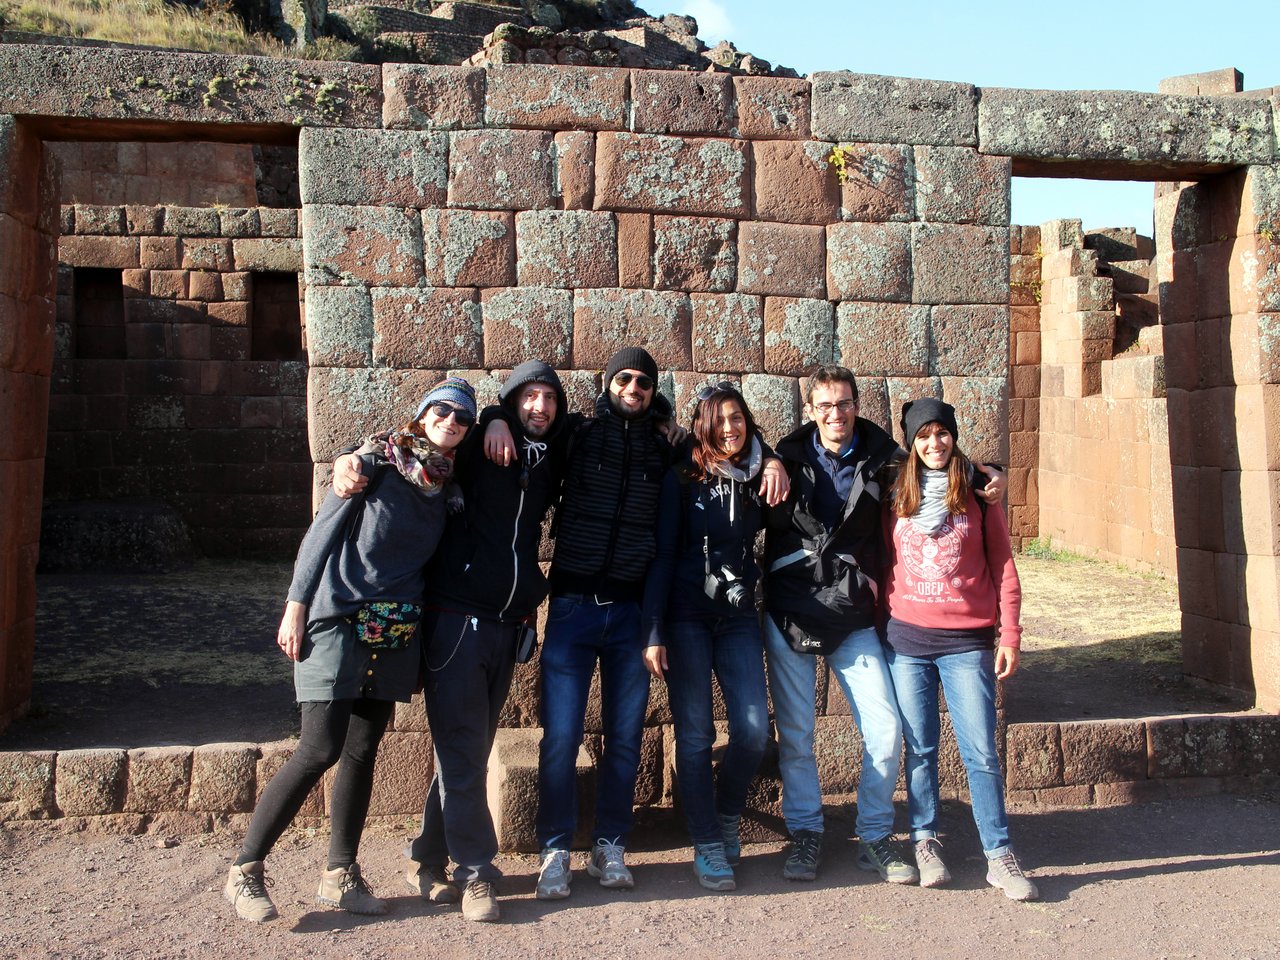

{"left": 718, "top": 814, "right": 742, "bottom": 866}
{"left": 404, "top": 860, "right": 459, "bottom": 904}
{"left": 693, "top": 842, "right": 736, "bottom": 892}
{"left": 782, "top": 829, "right": 822, "bottom": 881}
{"left": 461, "top": 880, "right": 500, "bottom": 922}
{"left": 225, "top": 860, "right": 277, "bottom": 923}
{"left": 914, "top": 838, "right": 952, "bottom": 888}
{"left": 316, "top": 862, "right": 387, "bottom": 915}
{"left": 857, "top": 836, "right": 920, "bottom": 885}
{"left": 986, "top": 852, "right": 1039, "bottom": 901}
{"left": 587, "top": 838, "right": 635, "bottom": 889}
{"left": 536, "top": 848, "right": 572, "bottom": 900}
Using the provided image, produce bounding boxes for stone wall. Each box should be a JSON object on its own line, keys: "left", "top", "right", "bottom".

{"left": 48, "top": 203, "right": 311, "bottom": 559}
{"left": 1007, "top": 225, "right": 1040, "bottom": 549}
{"left": 1033, "top": 220, "right": 1175, "bottom": 574}
{"left": 47, "top": 141, "right": 258, "bottom": 208}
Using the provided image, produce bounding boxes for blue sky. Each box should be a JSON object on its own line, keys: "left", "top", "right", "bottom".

{"left": 643, "top": 0, "right": 1280, "bottom": 237}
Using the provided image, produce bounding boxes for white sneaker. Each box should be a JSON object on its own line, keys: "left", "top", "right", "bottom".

{"left": 587, "top": 838, "right": 634, "bottom": 889}
{"left": 536, "top": 848, "right": 572, "bottom": 900}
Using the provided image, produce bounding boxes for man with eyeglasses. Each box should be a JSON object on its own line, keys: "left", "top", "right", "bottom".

{"left": 762, "top": 364, "right": 1004, "bottom": 885}
{"left": 332, "top": 362, "right": 569, "bottom": 922}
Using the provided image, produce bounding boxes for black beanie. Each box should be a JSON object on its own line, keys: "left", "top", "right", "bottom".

{"left": 900, "top": 397, "right": 958, "bottom": 444}
{"left": 604, "top": 347, "right": 658, "bottom": 385}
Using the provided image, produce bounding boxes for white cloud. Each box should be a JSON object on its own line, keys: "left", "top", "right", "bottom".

{"left": 677, "top": 0, "right": 733, "bottom": 44}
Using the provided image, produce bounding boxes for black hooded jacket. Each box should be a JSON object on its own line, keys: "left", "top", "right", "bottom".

{"left": 763, "top": 417, "right": 901, "bottom": 642}
{"left": 426, "top": 361, "right": 568, "bottom": 621}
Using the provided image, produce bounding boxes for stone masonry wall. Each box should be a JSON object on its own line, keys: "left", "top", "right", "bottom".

{"left": 48, "top": 204, "right": 311, "bottom": 559}
{"left": 1007, "top": 225, "right": 1040, "bottom": 549}
{"left": 46, "top": 141, "right": 258, "bottom": 208}
{"left": 1034, "top": 219, "right": 1175, "bottom": 574}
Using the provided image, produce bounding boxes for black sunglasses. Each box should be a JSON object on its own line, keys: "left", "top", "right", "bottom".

{"left": 613, "top": 371, "right": 654, "bottom": 391}
{"left": 696, "top": 380, "right": 737, "bottom": 401}
{"left": 426, "top": 401, "right": 475, "bottom": 427}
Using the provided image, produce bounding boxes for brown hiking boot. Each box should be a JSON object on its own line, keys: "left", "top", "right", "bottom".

{"left": 225, "top": 861, "right": 277, "bottom": 923}
{"left": 316, "top": 862, "right": 387, "bottom": 915}
{"left": 461, "top": 880, "right": 500, "bottom": 922}
{"left": 404, "top": 860, "right": 460, "bottom": 904}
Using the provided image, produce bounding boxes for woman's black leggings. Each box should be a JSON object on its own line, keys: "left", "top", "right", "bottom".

{"left": 236, "top": 698, "right": 394, "bottom": 869}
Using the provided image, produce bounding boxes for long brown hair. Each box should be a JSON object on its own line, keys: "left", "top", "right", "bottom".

{"left": 689, "top": 384, "right": 759, "bottom": 480}
{"left": 891, "top": 424, "right": 972, "bottom": 517}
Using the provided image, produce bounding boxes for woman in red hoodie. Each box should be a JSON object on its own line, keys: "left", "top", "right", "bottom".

{"left": 882, "top": 397, "right": 1038, "bottom": 902}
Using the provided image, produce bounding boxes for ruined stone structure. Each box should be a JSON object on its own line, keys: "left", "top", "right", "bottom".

{"left": 1, "top": 43, "right": 1280, "bottom": 834}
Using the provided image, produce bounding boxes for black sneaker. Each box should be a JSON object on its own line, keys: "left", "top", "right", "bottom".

{"left": 856, "top": 836, "right": 920, "bottom": 885}
{"left": 782, "top": 829, "right": 822, "bottom": 881}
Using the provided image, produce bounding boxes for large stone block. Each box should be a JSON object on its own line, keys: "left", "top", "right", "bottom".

{"left": 555, "top": 130, "right": 595, "bottom": 209}
{"left": 422, "top": 209, "right": 515, "bottom": 288}
{"left": 1005, "top": 722, "right": 1062, "bottom": 789}
{"left": 734, "top": 76, "right": 810, "bottom": 140}
{"left": 308, "top": 366, "right": 445, "bottom": 460}
{"left": 383, "top": 64, "right": 485, "bottom": 130}
{"left": 572, "top": 289, "right": 691, "bottom": 369}
{"left": 448, "top": 129, "right": 555, "bottom": 210}
{"left": 56, "top": 749, "right": 126, "bottom": 816}
{"left": 0, "top": 750, "right": 55, "bottom": 820}
{"left": 836, "top": 301, "right": 929, "bottom": 377}
{"left": 486, "top": 64, "right": 628, "bottom": 130}
{"left": 912, "top": 223, "right": 1010, "bottom": 305}
{"left": 812, "top": 72, "right": 978, "bottom": 146}
{"left": 188, "top": 743, "right": 257, "bottom": 813}
{"left": 302, "top": 204, "right": 424, "bottom": 288}
{"left": 738, "top": 221, "right": 825, "bottom": 298}
{"left": 834, "top": 143, "right": 915, "bottom": 222}
{"left": 0, "top": 48, "right": 381, "bottom": 128}
{"left": 0, "top": 115, "right": 43, "bottom": 230}
{"left": 631, "top": 70, "right": 733, "bottom": 136}
{"left": 940, "top": 375, "right": 1009, "bottom": 463}
{"left": 978, "top": 88, "right": 1275, "bottom": 171}
{"left": 488, "top": 728, "right": 594, "bottom": 852}
{"left": 58, "top": 235, "right": 140, "bottom": 270}
{"left": 1059, "top": 720, "right": 1147, "bottom": 785}
{"left": 371, "top": 287, "right": 482, "bottom": 369}
{"left": 481, "top": 286, "right": 574, "bottom": 369}
{"left": 305, "top": 284, "right": 373, "bottom": 368}
{"left": 595, "top": 132, "right": 749, "bottom": 218}
{"left": 691, "top": 293, "right": 764, "bottom": 373}
{"left": 742, "top": 373, "right": 800, "bottom": 442}
{"left": 930, "top": 305, "right": 1009, "bottom": 378}
{"left": 616, "top": 212, "right": 652, "bottom": 287}
{"left": 752, "top": 141, "right": 840, "bottom": 226}
{"left": 163, "top": 206, "right": 221, "bottom": 237}
{"left": 913, "top": 146, "right": 1010, "bottom": 225}
{"left": 652, "top": 215, "right": 736, "bottom": 292}
{"left": 366, "top": 732, "right": 432, "bottom": 817}
{"left": 231, "top": 238, "right": 302, "bottom": 273}
{"left": 516, "top": 210, "right": 618, "bottom": 288}
{"left": 764, "top": 297, "right": 834, "bottom": 376}
{"left": 826, "top": 221, "right": 911, "bottom": 302}
{"left": 124, "top": 746, "right": 192, "bottom": 814}
{"left": 299, "top": 128, "right": 448, "bottom": 207}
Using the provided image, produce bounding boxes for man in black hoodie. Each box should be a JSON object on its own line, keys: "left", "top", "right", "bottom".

{"left": 333, "top": 361, "right": 567, "bottom": 923}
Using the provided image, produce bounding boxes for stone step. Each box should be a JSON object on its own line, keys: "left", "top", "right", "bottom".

{"left": 487, "top": 727, "right": 596, "bottom": 853}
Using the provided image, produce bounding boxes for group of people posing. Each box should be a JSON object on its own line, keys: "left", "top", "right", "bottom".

{"left": 223, "top": 347, "right": 1038, "bottom": 926}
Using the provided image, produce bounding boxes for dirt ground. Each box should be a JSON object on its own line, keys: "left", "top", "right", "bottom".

{"left": 3, "top": 794, "right": 1279, "bottom": 960}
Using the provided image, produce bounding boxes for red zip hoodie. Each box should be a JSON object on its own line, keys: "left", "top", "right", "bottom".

{"left": 883, "top": 491, "right": 1022, "bottom": 648}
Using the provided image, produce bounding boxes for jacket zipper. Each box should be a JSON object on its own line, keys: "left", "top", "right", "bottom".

{"left": 499, "top": 486, "right": 526, "bottom": 620}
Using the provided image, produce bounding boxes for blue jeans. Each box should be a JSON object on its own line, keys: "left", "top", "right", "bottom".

{"left": 763, "top": 618, "right": 901, "bottom": 841}
{"left": 885, "top": 646, "right": 1011, "bottom": 858}
{"left": 666, "top": 616, "right": 770, "bottom": 845}
{"left": 536, "top": 597, "right": 651, "bottom": 850}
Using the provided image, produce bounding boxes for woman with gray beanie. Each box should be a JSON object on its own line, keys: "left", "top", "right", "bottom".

{"left": 882, "top": 397, "right": 1037, "bottom": 901}
{"left": 223, "top": 377, "right": 476, "bottom": 924}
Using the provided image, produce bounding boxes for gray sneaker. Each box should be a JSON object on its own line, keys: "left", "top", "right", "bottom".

{"left": 856, "top": 836, "right": 920, "bottom": 885}
{"left": 986, "top": 852, "right": 1040, "bottom": 901}
{"left": 587, "top": 838, "right": 635, "bottom": 889}
{"left": 782, "top": 829, "right": 822, "bottom": 881}
{"left": 535, "top": 848, "right": 572, "bottom": 900}
{"left": 316, "top": 862, "right": 387, "bottom": 914}
{"left": 914, "top": 838, "right": 952, "bottom": 888}
{"left": 404, "top": 860, "right": 459, "bottom": 904}
{"left": 224, "top": 860, "right": 277, "bottom": 923}
{"left": 461, "top": 880, "right": 501, "bottom": 922}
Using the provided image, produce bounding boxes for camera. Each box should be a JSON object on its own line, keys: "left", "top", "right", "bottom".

{"left": 705, "top": 564, "right": 751, "bottom": 609}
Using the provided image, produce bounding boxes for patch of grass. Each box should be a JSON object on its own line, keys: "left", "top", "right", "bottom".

{"left": 0, "top": 0, "right": 360, "bottom": 59}
{"left": 1021, "top": 536, "right": 1085, "bottom": 563}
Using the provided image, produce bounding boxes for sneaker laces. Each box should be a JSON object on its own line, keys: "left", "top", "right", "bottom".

{"left": 234, "top": 868, "right": 273, "bottom": 900}
{"left": 339, "top": 867, "right": 374, "bottom": 897}
{"left": 790, "top": 833, "right": 820, "bottom": 866}
{"left": 541, "top": 849, "right": 569, "bottom": 875}
{"left": 992, "top": 852, "right": 1025, "bottom": 877}
{"left": 866, "top": 836, "right": 904, "bottom": 867}
{"left": 595, "top": 838, "right": 626, "bottom": 870}
{"left": 699, "top": 845, "right": 731, "bottom": 873}
{"left": 916, "top": 838, "right": 945, "bottom": 866}
{"left": 466, "top": 880, "right": 496, "bottom": 898}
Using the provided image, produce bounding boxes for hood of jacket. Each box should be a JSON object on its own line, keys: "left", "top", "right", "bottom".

{"left": 499, "top": 360, "right": 568, "bottom": 444}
